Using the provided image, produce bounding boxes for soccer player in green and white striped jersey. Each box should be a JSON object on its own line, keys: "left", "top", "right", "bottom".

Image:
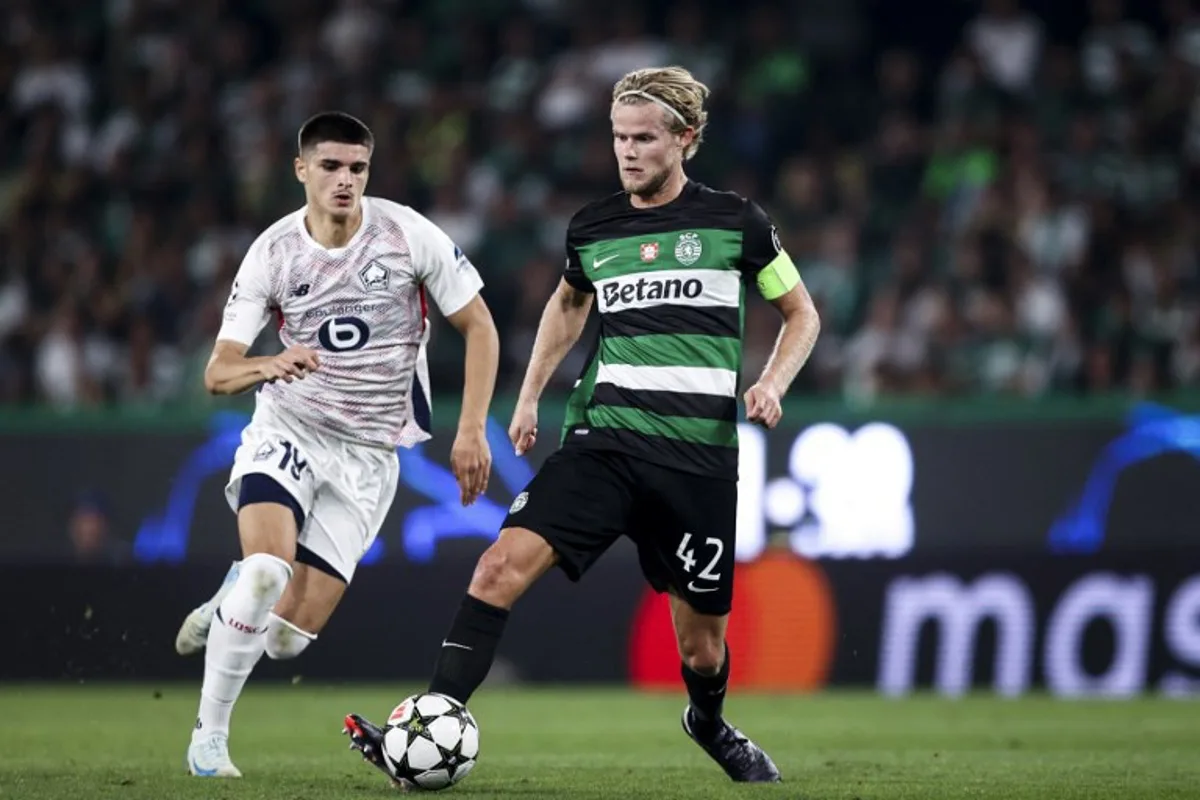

{"left": 345, "top": 67, "right": 820, "bottom": 785}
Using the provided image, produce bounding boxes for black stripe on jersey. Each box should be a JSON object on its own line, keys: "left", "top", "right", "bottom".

{"left": 603, "top": 305, "right": 740, "bottom": 339}
{"left": 568, "top": 183, "right": 747, "bottom": 246}
{"left": 562, "top": 426, "right": 738, "bottom": 480}
{"left": 590, "top": 383, "right": 737, "bottom": 422}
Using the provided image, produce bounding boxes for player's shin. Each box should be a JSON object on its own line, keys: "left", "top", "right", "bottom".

{"left": 427, "top": 594, "right": 509, "bottom": 704}
{"left": 681, "top": 642, "right": 730, "bottom": 734}
{"left": 194, "top": 553, "right": 292, "bottom": 740}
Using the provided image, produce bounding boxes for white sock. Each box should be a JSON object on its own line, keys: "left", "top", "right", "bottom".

{"left": 194, "top": 553, "right": 291, "bottom": 741}
{"left": 265, "top": 613, "right": 317, "bottom": 660}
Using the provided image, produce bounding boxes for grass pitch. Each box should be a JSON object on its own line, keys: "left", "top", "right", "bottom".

{"left": 0, "top": 684, "right": 1196, "bottom": 799}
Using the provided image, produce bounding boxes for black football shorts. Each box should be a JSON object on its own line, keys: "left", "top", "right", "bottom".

{"left": 501, "top": 446, "right": 737, "bottom": 616}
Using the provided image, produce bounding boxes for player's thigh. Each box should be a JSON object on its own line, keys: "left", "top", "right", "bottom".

{"left": 500, "top": 447, "right": 637, "bottom": 583}
{"left": 633, "top": 466, "right": 738, "bottom": 617}
{"left": 272, "top": 559, "right": 347, "bottom": 635}
{"left": 300, "top": 443, "right": 400, "bottom": 585}
{"left": 225, "top": 411, "right": 320, "bottom": 561}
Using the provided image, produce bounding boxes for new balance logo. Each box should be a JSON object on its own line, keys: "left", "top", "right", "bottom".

{"left": 290, "top": 283, "right": 311, "bottom": 297}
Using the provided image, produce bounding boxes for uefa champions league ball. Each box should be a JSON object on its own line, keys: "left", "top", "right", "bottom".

{"left": 381, "top": 693, "right": 480, "bottom": 790}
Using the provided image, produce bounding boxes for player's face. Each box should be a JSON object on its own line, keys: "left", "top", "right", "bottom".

{"left": 295, "top": 141, "right": 372, "bottom": 221}
{"left": 611, "top": 103, "right": 691, "bottom": 199}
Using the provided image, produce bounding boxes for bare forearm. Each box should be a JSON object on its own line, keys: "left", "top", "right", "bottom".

{"left": 458, "top": 322, "right": 500, "bottom": 433}
{"left": 759, "top": 308, "right": 820, "bottom": 396}
{"left": 518, "top": 291, "right": 590, "bottom": 406}
{"left": 204, "top": 354, "right": 268, "bottom": 395}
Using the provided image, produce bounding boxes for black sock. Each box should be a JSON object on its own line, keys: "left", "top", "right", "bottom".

{"left": 428, "top": 594, "right": 510, "bottom": 705}
{"left": 682, "top": 643, "right": 730, "bottom": 733}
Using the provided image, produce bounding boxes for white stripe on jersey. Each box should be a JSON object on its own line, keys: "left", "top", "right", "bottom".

{"left": 217, "top": 197, "right": 484, "bottom": 448}
{"left": 595, "top": 362, "right": 738, "bottom": 397}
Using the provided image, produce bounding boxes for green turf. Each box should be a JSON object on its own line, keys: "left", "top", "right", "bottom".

{"left": 0, "top": 684, "right": 1196, "bottom": 799}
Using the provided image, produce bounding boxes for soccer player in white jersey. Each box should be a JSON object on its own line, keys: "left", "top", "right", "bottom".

{"left": 176, "top": 111, "right": 499, "bottom": 777}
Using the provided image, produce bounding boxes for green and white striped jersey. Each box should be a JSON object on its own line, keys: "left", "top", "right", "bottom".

{"left": 559, "top": 181, "right": 799, "bottom": 480}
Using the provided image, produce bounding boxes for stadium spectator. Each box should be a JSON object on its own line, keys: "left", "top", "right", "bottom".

{"left": 1, "top": 0, "right": 1197, "bottom": 409}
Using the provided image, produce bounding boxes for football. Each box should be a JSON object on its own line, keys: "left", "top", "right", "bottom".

{"left": 380, "top": 693, "right": 479, "bottom": 790}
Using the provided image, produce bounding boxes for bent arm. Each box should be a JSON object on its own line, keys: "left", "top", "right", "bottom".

{"left": 204, "top": 340, "right": 270, "bottom": 395}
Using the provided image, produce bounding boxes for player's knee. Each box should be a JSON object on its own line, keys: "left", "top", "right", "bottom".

{"left": 264, "top": 613, "right": 316, "bottom": 660}
{"left": 468, "top": 543, "right": 529, "bottom": 607}
{"left": 236, "top": 553, "right": 293, "bottom": 605}
{"left": 678, "top": 631, "right": 725, "bottom": 676}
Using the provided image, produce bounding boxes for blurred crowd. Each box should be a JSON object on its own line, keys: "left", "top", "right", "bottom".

{"left": 1, "top": 0, "right": 1199, "bottom": 410}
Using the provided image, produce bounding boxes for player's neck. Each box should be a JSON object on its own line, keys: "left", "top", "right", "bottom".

{"left": 304, "top": 206, "right": 364, "bottom": 250}
{"left": 630, "top": 170, "right": 688, "bottom": 209}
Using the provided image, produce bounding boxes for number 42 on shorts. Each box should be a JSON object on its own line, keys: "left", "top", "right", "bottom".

{"left": 675, "top": 532, "right": 724, "bottom": 591}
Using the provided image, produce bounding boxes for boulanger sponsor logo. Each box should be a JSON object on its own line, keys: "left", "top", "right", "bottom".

{"left": 303, "top": 303, "right": 379, "bottom": 319}
{"left": 878, "top": 570, "right": 1200, "bottom": 697}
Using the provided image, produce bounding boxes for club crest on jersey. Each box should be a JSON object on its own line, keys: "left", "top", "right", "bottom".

{"left": 640, "top": 242, "right": 659, "bottom": 262}
{"left": 358, "top": 261, "right": 390, "bottom": 292}
{"left": 674, "top": 232, "right": 702, "bottom": 266}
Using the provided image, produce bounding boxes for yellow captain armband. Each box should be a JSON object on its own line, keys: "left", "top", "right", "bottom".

{"left": 756, "top": 251, "right": 800, "bottom": 300}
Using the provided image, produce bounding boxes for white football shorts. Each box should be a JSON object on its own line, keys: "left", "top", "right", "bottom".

{"left": 224, "top": 398, "right": 400, "bottom": 582}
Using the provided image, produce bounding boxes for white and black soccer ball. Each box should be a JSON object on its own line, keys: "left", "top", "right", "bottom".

{"left": 381, "top": 693, "right": 479, "bottom": 791}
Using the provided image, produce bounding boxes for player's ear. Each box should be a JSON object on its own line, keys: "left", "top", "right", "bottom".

{"left": 677, "top": 127, "right": 696, "bottom": 156}
{"left": 294, "top": 156, "right": 307, "bottom": 185}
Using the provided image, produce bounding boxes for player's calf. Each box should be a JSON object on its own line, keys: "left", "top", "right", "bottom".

{"left": 192, "top": 553, "right": 292, "bottom": 745}
{"left": 426, "top": 528, "right": 555, "bottom": 705}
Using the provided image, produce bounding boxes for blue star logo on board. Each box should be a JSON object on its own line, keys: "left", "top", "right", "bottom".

{"left": 1048, "top": 402, "right": 1200, "bottom": 554}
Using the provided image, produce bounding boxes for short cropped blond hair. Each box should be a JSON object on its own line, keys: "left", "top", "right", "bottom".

{"left": 612, "top": 66, "right": 710, "bottom": 161}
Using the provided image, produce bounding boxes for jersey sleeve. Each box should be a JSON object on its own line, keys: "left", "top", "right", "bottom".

{"left": 562, "top": 219, "right": 595, "bottom": 294}
{"left": 217, "top": 238, "right": 274, "bottom": 346}
{"left": 739, "top": 200, "right": 801, "bottom": 301}
{"left": 411, "top": 215, "right": 484, "bottom": 317}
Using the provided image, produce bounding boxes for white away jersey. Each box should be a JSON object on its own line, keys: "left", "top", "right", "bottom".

{"left": 218, "top": 196, "right": 483, "bottom": 449}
